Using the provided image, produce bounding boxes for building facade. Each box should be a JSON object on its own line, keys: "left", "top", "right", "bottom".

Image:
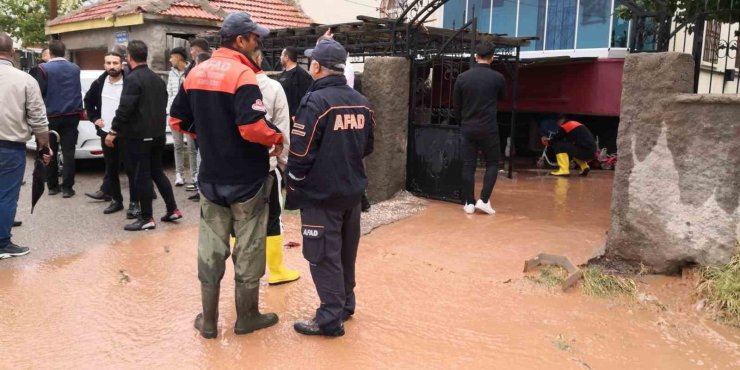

{"left": 46, "top": 0, "right": 312, "bottom": 71}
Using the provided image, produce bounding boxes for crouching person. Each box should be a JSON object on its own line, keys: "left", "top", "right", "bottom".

{"left": 169, "top": 12, "right": 283, "bottom": 339}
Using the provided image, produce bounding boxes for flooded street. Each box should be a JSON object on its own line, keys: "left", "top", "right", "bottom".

{"left": 1, "top": 171, "right": 738, "bottom": 369}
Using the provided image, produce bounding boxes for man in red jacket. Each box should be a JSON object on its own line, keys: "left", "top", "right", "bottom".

{"left": 169, "top": 12, "right": 284, "bottom": 339}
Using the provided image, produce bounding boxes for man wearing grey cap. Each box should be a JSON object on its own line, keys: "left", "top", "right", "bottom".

{"left": 286, "top": 39, "right": 375, "bottom": 337}
{"left": 169, "top": 12, "right": 284, "bottom": 339}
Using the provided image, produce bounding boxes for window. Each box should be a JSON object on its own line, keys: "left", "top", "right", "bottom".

{"left": 576, "top": 0, "right": 610, "bottom": 48}
{"left": 703, "top": 21, "right": 721, "bottom": 63}
{"left": 611, "top": 13, "right": 629, "bottom": 48}
{"left": 468, "top": 0, "right": 492, "bottom": 33}
{"left": 491, "top": 0, "right": 517, "bottom": 36}
{"left": 546, "top": 0, "right": 577, "bottom": 50}
{"left": 518, "top": 0, "right": 546, "bottom": 50}
{"left": 443, "top": 0, "right": 468, "bottom": 29}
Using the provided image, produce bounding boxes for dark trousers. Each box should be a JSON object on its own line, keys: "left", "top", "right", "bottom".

{"left": 47, "top": 115, "right": 79, "bottom": 190}
{"left": 100, "top": 137, "right": 137, "bottom": 204}
{"left": 267, "top": 170, "right": 282, "bottom": 237}
{"left": 121, "top": 136, "right": 177, "bottom": 219}
{"left": 552, "top": 141, "right": 596, "bottom": 161}
{"left": 0, "top": 145, "right": 25, "bottom": 248}
{"left": 462, "top": 131, "right": 500, "bottom": 205}
{"left": 300, "top": 204, "right": 362, "bottom": 330}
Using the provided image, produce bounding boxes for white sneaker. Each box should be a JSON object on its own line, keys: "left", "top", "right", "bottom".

{"left": 475, "top": 200, "right": 496, "bottom": 215}
{"left": 175, "top": 173, "right": 184, "bottom": 187}
{"left": 463, "top": 204, "right": 475, "bottom": 214}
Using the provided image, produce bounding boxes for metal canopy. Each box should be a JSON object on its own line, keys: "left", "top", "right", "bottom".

{"left": 260, "top": 15, "right": 536, "bottom": 65}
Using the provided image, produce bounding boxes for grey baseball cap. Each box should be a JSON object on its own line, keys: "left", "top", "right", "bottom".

{"left": 220, "top": 12, "right": 270, "bottom": 38}
{"left": 305, "top": 39, "right": 347, "bottom": 71}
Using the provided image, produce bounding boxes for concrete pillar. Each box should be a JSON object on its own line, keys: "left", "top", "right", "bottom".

{"left": 605, "top": 52, "right": 740, "bottom": 273}
{"left": 361, "top": 57, "right": 410, "bottom": 203}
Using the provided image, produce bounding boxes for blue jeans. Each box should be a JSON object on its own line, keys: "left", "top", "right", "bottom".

{"left": 0, "top": 145, "right": 26, "bottom": 248}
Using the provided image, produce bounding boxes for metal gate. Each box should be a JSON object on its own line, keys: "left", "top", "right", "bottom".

{"left": 400, "top": 7, "right": 524, "bottom": 203}
{"left": 405, "top": 17, "right": 478, "bottom": 203}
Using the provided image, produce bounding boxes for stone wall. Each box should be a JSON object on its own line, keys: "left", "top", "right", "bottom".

{"left": 605, "top": 52, "right": 740, "bottom": 274}
{"left": 361, "top": 57, "right": 410, "bottom": 203}
{"left": 58, "top": 22, "right": 214, "bottom": 71}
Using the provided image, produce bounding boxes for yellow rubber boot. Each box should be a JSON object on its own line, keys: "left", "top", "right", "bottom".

{"left": 266, "top": 235, "right": 300, "bottom": 285}
{"left": 574, "top": 159, "right": 590, "bottom": 176}
{"left": 550, "top": 153, "right": 571, "bottom": 176}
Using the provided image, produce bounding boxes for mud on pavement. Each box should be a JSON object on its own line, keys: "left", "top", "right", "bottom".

{"left": 0, "top": 171, "right": 738, "bottom": 369}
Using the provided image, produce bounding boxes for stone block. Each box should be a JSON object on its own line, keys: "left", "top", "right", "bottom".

{"left": 605, "top": 52, "right": 740, "bottom": 273}
{"left": 361, "top": 57, "right": 410, "bottom": 203}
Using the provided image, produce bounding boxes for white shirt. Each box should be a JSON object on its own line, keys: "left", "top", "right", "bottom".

{"left": 100, "top": 76, "right": 123, "bottom": 132}
{"left": 255, "top": 73, "right": 290, "bottom": 171}
{"left": 344, "top": 55, "right": 354, "bottom": 88}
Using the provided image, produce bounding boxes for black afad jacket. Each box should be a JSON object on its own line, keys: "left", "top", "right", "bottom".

{"left": 286, "top": 75, "right": 375, "bottom": 211}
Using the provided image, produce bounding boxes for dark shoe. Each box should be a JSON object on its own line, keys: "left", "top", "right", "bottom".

{"left": 124, "top": 218, "right": 156, "bottom": 231}
{"left": 126, "top": 203, "right": 141, "bottom": 220}
{"left": 48, "top": 187, "right": 60, "bottom": 196}
{"left": 12, "top": 220, "right": 22, "bottom": 227}
{"left": 293, "top": 319, "right": 344, "bottom": 337}
{"left": 234, "top": 283, "right": 279, "bottom": 335}
{"left": 188, "top": 193, "right": 200, "bottom": 202}
{"left": 104, "top": 200, "right": 124, "bottom": 214}
{"left": 580, "top": 167, "right": 591, "bottom": 177}
{"left": 361, "top": 194, "right": 371, "bottom": 213}
{"left": 85, "top": 190, "right": 111, "bottom": 201}
{"left": 194, "top": 283, "right": 220, "bottom": 339}
{"left": 161, "top": 209, "right": 183, "bottom": 222}
{"left": 62, "top": 189, "right": 76, "bottom": 198}
{"left": 0, "top": 242, "right": 30, "bottom": 260}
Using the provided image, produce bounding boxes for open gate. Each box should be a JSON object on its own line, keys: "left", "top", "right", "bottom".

{"left": 397, "top": 3, "right": 525, "bottom": 203}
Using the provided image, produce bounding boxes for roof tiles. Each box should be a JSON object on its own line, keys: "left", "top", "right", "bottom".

{"left": 48, "top": 0, "right": 312, "bottom": 29}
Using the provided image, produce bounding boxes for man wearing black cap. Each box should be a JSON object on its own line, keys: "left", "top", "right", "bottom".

{"left": 169, "top": 12, "right": 284, "bottom": 339}
{"left": 286, "top": 39, "right": 375, "bottom": 337}
{"left": 453, "top": 41, "right": 507, "bottom": 216}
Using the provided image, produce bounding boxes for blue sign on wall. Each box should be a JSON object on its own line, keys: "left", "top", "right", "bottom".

{"left": 115, "top": 31, "right": 128, "bottom": 45}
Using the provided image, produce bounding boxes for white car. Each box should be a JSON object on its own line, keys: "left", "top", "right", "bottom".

{"left": 27, "top": 70, "right": 174, "bottom": 159}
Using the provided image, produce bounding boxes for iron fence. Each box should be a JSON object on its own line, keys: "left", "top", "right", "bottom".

{"left": 629, "top": 6, "right": 739, "bottom": 94}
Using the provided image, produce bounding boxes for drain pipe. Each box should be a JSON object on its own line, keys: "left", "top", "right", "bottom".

{"left": 49, "top": 0, "right": 58, "bottom": 20}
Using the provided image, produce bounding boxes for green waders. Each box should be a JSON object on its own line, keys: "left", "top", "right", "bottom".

{"left": 193, "top": 177, "right": 278, "bottom": 338}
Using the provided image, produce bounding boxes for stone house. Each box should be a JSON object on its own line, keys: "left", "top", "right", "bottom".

{"left": 45, "top": 0, "right": 313, "bottom": 71}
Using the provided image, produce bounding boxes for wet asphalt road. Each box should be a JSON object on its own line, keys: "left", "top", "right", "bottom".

{"left": 2, "top": 152, "right": 201, "bottom": 269}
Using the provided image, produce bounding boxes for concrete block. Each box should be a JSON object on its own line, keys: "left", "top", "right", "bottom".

{"left": 605, "top": 52, "right": 740, "bottom": 273}
{"left": 361, "top": 57, "right": 410, "bottom": 203}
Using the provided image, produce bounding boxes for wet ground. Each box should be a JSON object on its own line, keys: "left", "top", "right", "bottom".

{"left": 1, "top": 168, "right": 739, "bottom": 369}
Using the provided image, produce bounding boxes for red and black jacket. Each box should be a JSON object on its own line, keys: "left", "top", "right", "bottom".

{"left": 169, "top": 47, "right": 283, "bottom": 186}
{"left": 552, "top": 120, "right": 597, "bottom": 152}
{"left": 286, "top": 75, "right": 375, "bottom": 211}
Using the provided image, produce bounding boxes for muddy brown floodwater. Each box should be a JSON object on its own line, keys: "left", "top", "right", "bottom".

{"left": 1, "top": 171, "right": 738, "bottom": 369}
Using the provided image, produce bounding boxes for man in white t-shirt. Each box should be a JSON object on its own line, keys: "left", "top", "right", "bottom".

{"left": 250, "top": 49, "right": 300, "bottom": 285}
{"left": 83, "top": 52, "right": 131, "bottom": 215}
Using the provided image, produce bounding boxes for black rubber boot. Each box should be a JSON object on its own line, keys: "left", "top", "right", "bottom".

{"left": 194, "top": 283, "right": 220, "bottom": 339}
{"left": 234, "top": 283, "right": 278, "bottom": 335}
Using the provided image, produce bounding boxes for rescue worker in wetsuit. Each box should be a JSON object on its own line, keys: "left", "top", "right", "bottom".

{"left": 286, "top": 39, "right": 375, "bottom": 337}
{"left": 542, "top": 114, "right": 597, "bottom": 176}
{"left": 169, "top": 12, "right": 283, "bottom": 339}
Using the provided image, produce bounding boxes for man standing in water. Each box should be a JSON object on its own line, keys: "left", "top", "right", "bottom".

{"left": 453, "top": 42, "right": 506, "bottom": 215}
{"left": 286, "top": 39, "right": 375, "bottom": 337}
{"left": 170, "top": 12, "right": 283, "bottom": 339}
